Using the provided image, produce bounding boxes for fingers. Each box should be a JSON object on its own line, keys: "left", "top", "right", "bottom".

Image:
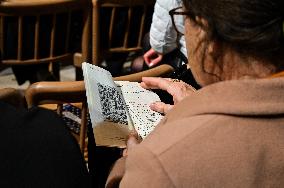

{"left": 142, "top": 77, "right": 196, "bottom": 92}
{"left": 141, "top": 77, "right": 172, "bottom": 90}
{"left": 166, "top": 80, "right": 196, "bottom": 103}
{"left": 141, "top": 77, "right": 196, "bottom": 104}
{"left": 143, "top": 48, "right": 163, "bottom": 67}
{"left": 143, "top": 48, "right": 155, "bottom": 64}
{"left": 127, "top": 131, "right": 140, "bottom": 147}
{"left": 123, "top": 131, "right": 140, "bottom": 157}
{"left": 148, "top": 54, "right": 162, "bottom": 67}
{"left": 143, "top": 53, "right": 151, "bottom": 65}
{"left": 150, "top": 101, "right": 174, "bottom": 114}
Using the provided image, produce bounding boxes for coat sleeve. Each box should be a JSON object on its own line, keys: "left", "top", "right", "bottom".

{"left": 150, "top": 0, "right": 183, "bottom": 54}
{"left": 119, "top": 146, "right": 175, "bottom": 188}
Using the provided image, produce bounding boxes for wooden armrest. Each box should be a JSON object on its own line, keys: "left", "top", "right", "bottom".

{"left": 25, "top": 81, "right": 86, "bottom": 108}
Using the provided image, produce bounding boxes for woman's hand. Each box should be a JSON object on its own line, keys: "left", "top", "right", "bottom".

{"left": 140, "top": 77, "right": 196, "bottom": 114}
{"left": 122, "top": 131, "right": 141, "bottom": 157}
{"left": 143, "top": 48, "right": 163, "bottom": 67}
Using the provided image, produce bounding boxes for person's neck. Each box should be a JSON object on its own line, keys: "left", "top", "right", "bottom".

{"left": 220, "top": 51, "right": 277, "bottom": 80}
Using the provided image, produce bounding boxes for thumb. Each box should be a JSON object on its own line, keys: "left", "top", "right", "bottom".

{"left": 126, "top": 131, "right": 140, "bottom": 150}
{"left": 123, "top": 132, "right": 140, "bottom": 157}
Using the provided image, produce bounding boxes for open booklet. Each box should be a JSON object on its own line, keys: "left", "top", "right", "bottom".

{"left": 82, "top": 62, "right": 164, "bottom": 147}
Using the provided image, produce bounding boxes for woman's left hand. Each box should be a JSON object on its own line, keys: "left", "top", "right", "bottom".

{"left": 123, "top": 131, "right": 141, "bottom": 157}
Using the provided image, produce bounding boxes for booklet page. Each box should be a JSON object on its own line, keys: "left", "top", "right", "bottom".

{"left": 115, "top": 81, "right": 164, "bottom": 138}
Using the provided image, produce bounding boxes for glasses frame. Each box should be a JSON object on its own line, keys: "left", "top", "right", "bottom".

{"left": 169, "top": 6, "right": 194, "bottom": 35}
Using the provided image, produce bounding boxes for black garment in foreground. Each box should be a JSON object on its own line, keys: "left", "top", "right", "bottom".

{"left": 0, "top": 102, "right": 91, "bottom": 188}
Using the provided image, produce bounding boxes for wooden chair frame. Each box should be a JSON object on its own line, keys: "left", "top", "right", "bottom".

{"left": 92, "top": 0, "right": 155, "bottom": 66}
{"left": 0, "top": 0, "right": 91, "bottom": 79}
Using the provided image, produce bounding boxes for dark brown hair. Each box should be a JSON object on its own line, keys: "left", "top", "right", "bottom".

{"left": 182, "top": 0, "right": 284, "bottom": 61}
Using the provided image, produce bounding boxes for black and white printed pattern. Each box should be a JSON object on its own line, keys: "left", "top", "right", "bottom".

{"left": 97, "top": 83, "right": 128, "bottom": 125}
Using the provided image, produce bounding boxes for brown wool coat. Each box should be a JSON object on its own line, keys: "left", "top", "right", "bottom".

{"left": 106, "top": 77, "right": 284, "bottom": 188}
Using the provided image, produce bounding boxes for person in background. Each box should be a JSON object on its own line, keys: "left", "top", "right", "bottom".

{"left": 131, "top": 0, "right": 200, "bottom": 89}
{"left": 143, "top": 0, "right": 186, "bottom": 69}
{"left": 0, "top": 92, "right": 91, "bottom": 187}
{"left": 131, "top": 0, "right": 187, "bottom": 71}
{"left": 106, "top": 0, "right": 284, "bottom": 187}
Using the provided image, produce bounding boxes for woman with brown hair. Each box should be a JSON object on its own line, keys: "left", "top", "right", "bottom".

{"left": 106, "top": 0, "right": 284, "bottom": 187}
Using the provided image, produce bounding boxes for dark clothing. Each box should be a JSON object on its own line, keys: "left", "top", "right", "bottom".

{"left": 12, "top": 64, "right": 53, "bottom": 85}
{"left": 0, "top": 102, "right": 91, "bottom": 188}
{"left": 87, "top": 124, "right": 122, "bottom": 188}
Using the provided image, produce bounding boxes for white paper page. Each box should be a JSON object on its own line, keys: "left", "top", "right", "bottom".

{"left": 115, "top": 81, "right": 164, "bottom": 138}
{"left": 82, "top": 62, "right": 131, "bottom": 127}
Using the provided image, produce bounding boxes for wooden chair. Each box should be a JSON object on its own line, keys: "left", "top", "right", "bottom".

{"left": 25, "top": 64, "right": 174, "bottom": 154}
{"left": 74, "top": 0, "right": 155, "bottom": 79}
{"left": 0, "top": 0, "right": 91, "bottom": 80}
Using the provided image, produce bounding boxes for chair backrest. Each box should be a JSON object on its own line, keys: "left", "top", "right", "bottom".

{"left": 92, "top": 0, "right": 155, "bottom": 66}
{"left": 0, "top": 0, "right": 91, "bottom": 78}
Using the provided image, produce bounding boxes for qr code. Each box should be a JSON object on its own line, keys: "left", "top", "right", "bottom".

{"left": 97, "top": 83, "right": 128, "bottom": 125}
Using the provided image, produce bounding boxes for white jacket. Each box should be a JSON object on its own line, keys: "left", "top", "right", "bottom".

{"left": 150, "top": 0, "right": 187, "bottom": 57}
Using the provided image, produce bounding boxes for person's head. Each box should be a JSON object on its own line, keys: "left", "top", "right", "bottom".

{"left": 178, "top": 0, "right": 284, "bottom": 86}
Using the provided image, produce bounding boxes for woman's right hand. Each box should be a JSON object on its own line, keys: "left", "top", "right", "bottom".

{"left": 140, "top": 77, "right": 196, "bottom": 114}
{"left": 143, "top": 48, "right": 163, "bottom": 67}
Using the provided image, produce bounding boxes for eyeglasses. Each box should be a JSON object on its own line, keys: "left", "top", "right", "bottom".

{"left": 169, "top": 7, "right": 194, "bottom": 35}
